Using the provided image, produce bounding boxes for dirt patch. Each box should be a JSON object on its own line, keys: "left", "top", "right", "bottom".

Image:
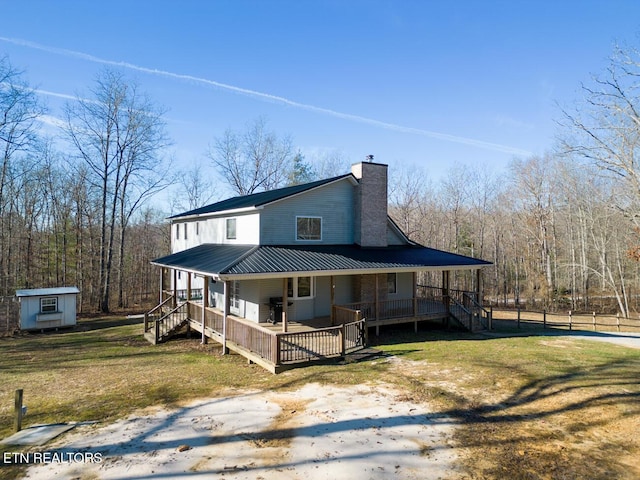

{"left": 24, "top": 383, "right": 459, "bottom": 480}
{"left": 247, "top": 398, "right": 310, "bottom": 449}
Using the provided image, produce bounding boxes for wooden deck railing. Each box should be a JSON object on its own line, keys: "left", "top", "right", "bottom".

{"left": 175, "top": 302, "right": 366, "bottom": 371}
{"left": 340, "top": 297, "right": 447, "bottom": 322}
{"left": 188, "top": 303, "right": 224, "bottom": 332}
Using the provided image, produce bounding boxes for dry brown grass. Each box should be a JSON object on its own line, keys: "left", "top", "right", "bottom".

{"left": 2, "top": 318, "right": 639, "bottom": 479}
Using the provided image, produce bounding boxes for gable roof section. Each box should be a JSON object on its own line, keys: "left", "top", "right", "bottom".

{"left": 152, "top": 244, "right": 491, "bottom": 279}
{"left": 152, "top": 244, "right": 257, "bottom": 276}
{"left": 170, "top": 174, "right": 353, "bottom": 219}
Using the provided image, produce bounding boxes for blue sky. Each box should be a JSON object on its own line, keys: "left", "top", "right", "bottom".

{"left": 2, "top": 1, "right": 640, "bottom": 206}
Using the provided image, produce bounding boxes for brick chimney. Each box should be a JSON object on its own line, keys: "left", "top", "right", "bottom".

{"left": 351, "top": 157, "right": 388, "bottom": 247}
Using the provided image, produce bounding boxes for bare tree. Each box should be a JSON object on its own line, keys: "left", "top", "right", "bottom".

{"left": 389, "top": 165, "right": 432, "bottom": 242}
{"left": 207, "top": 117, "right": 294, "bottom": 195}
{"left": 509, "top": 154, "right": 559, "bottom": 307}
{"left": 63, "top": 69, "right": 171, "bottom": 312}
{"left": 559, "top": 43, "right": 640, "bottom": 223}
{"left": 171, "top": 161, "right": 218, "bottom": 213}
{"left": 0, "top": 56, "right": 45, "bottom": 294}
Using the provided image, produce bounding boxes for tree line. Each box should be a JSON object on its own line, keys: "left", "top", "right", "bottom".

{"left": 2, "top": 42, "right": 640, "bottom": 315}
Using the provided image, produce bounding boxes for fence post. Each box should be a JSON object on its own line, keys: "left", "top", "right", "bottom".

{"left": 489, "top": 306, "right": 493, "bottom": 330}
{"left": 517, "top": 307, "right": 521, "bottom": 329}
{"left": 569, "top": 310, "right": 572, "bottom": 331}
{"left": 273, "top": 334, "right": 280, "bottom": 366}
{"left": 543, "top": 310, "right": 546, "bottom": 329}
{"left": 14, "top": 389, "right": 24, "bottom": 432}
{"left": 340, "top": 323, "right": 346, "bottom": 357}
{"left": 617, "top": 313, "right": 620, "bottom": 332}
{"left": 593, "top": 312, "right": 596, "bottom": 331}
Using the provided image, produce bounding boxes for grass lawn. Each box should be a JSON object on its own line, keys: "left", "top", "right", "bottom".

{"left": 1, "top": 318, "right": 639, "bottom": 479}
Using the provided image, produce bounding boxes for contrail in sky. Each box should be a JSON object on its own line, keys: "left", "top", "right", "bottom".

{"left": 0, "top": 36, "right": 533, "bottom": 156}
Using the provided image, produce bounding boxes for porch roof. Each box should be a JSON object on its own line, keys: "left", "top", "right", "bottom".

{"left": 152, "top": 243, "right": 491, "bottom": 279}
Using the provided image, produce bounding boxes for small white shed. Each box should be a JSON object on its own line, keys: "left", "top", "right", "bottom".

{"left": 15, "top": 287, "right": 80, "bottom": 331}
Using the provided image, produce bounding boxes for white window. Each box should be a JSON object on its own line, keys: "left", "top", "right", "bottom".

{"left": 40, "top": 297, "right": 58, "bottom": 313}
{"left": 183, "top": 223, "right": 188, "bottom": 240}
{"left": 287, "top": 277, "right": 315, "bottom": 299}
{"left": 387, "top": 273, "right": 397, "bottom": 294}
{"left": 226, "top": 218, "right": 237, "bottom": 240}
{"left": 176, "top": 223, "right": 180, "bottom": 239}
{"left": 296, "top": 216, "right": 321, "bottom": 241}
{"left": 230, "top": 280, "right": 240, "bottom": 310}
{"left": 196, "top": 222, "right": 199, "bottom": 236}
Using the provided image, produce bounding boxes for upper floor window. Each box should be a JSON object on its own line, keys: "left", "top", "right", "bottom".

{"left": 226, "top": 218, "right": 237, "bottom": 240}
{"left": 176, "top": 223, "right": 180, "bottom": 240}
{"left": 296, "top": 216, "right": 321, "bottom": 241}
{"left": 40, "top": 297, "right": 58, "bottom": 313}
{"left": 183, "top": 223, "right": 188, "bottom": 240}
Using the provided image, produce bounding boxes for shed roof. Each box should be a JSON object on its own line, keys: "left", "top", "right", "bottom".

{"left": 152, "top": 244, "right": 491, "bottom": 279}
{"left": 15, "top": 287, "right": 80, "bottom": 297}
{"left": 169, "top": 174, "right": 353, "bottom": 219}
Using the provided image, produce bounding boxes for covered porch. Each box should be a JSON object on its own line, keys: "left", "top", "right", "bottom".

{"left": 146, "top": 243, "right": 491, "bottom": 373}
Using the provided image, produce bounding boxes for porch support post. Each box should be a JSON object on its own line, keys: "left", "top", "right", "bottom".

{"left": 412, "top": 272, "right": 418, "bottom": 316}
{"left": 187, "top": 272, "right": 192, "bottom": 302}
{"left": 330, "top": 275, "right": 335, "bottom": 326}
{"left": 222, "top": 280, "right": 229, "bottom": 354}
{"left": 201, "top": 276, "right": 208, "bottom": 344}
{"left": 172, "top": 269, "right": 177, "bottom": 308}
{"left": 159, "top": 268, "right": 164, "bottom": 304}
{"left": 413, "top": 271, "right": 418, "bottom": 333}
{"left": 443, "top": 270, "right": 450, "bottom": 328}
{"left": 476, "top": 269, "right": 482, "bottom": 306}
{"left": 282, "top": 278, "right": 288, "bottom": 333}
{"left": 375, "top": 274, "right": 380, "bottom": 336}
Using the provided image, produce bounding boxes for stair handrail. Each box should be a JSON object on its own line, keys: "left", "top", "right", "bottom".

{"left": 144, "top": 295, "right": 176, "bottom": 332}
{"left": 449, "top": 296, "right": 473, "bottom": 330}
{"left": 462, "top": 292, "right": 490, "bottom": 330}
{"left": 154, "top": 301, "right": 188, "bottom": 342}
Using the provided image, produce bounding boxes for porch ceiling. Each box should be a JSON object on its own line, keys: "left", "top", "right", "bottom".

{"left": 151, "top": 243, "right": 491, "bottom": 279}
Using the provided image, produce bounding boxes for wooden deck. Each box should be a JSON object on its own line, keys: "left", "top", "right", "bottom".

{"left": 143, "top": 289, "right": 488, "bottom": 373}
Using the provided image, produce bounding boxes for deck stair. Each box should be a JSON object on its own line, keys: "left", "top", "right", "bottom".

{"left": 143, "top": 299, "right": 189, "bottom": 344}
{"left": 449, "top": 292, "right": 490, "bottom": 332}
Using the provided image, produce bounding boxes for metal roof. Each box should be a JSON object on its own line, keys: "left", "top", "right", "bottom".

{"left": 169, "top": 174, "right": 353, "bottom": 219}
{"left": 152, "top": 244, "right": 491, "bottom": 278}
{"left": 151, "top": 244, "right": 257, "bottom": 275}
{"left": 16, "top": 287, "right": 80, "bottom": 297}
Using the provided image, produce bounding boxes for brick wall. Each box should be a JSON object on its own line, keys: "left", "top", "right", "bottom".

{"left": 351, "top": 161, "right": 388, "bottom": 247}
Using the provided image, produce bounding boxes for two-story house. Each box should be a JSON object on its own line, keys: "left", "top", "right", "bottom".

{"left": 146, "top": 160, "right": 490, "bottom": 372}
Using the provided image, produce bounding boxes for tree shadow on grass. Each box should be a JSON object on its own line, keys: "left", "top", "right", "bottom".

{"left": 13, "top": 355, "right": 640, "bottom": 480}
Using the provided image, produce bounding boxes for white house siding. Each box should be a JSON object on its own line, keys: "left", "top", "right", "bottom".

{"left": 259, "top": 178, "right": 355, "bottom": 245}
{"left": 172, "top": 213, "right": 260, "bottom": 253}
{"left": 387, "top": 224, "right": 408, "bottom": 245}
{"left": 334, "top": 276, "right": 354, "bottom": 305}
{"left": 395, "top": 272, "right": 415, "bottom": 299}
{"left": 314, "top": 276, "right": 331, "bottom": 318}
{"left": 258, "top": 278, "right": 287, "bottom": 323}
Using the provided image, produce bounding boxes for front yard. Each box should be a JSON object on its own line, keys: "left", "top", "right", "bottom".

{"left": 1, "top": 317, "right": 639, "bottom": 479}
